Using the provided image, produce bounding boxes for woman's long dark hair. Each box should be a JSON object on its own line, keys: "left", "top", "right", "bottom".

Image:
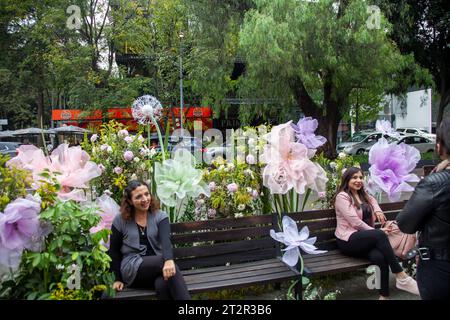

{"left": 333, "top": 167, "right": 373, "bottom": 210}
{"left": 437, "top": 116, "right": 450, "bottom": 157}
{"left": 120, "top": 180, "right": 160, "bottom": 221}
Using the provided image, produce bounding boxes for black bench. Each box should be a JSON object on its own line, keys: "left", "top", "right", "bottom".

{"left": 109, "top": 201, "right": 406, "bottom": 300}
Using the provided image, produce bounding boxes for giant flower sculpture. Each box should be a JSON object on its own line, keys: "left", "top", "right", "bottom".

{"left": 291, "top": 117, "right": 327, "bottom": 154}
{"left": 0, "top": 196, "right": 42, "bottom": 272}
{"left": 7, "top": 144, "right": 101, "bottom": 202}
{"left": 154, "top": 150, "right": 210, "bottom": 222}
{"left": 367, "top": 137, "right": 420, "bottom": 202}
{"left": 270, "top": 215, "right": 326, "bottom": 267}
{"left": 132, "top": 95, "right": 165, "bottom": 161}
{"left": 260, "top": 120, "right": 328, "bottom": 212}
{"left": 367, "top": 121, "right": 420, "bottom": 202}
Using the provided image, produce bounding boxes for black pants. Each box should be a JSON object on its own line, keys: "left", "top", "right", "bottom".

{"left": 336, "top": 229, "right": 403, "bottom": 297}
{"left": 417, "top": 259, "right": 450, "bottom": 300}
{"left": 130, "top": 255, "right": 191, "bottom": 300}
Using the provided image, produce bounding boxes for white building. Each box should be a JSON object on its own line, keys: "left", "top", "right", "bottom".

{"left": 383, "top": 88, "right": 433, "bottom": 133}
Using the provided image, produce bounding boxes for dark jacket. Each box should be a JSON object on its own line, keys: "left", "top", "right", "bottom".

{"left": 396, "top": 169, "right": 450, "bottom": 250}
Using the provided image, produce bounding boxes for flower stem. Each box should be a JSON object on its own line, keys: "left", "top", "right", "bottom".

{"left": 150, "top": 114, "right": 165, "bottom": 162}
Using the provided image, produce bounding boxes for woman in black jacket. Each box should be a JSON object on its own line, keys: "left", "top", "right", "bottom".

{"left": 396, "top": 116, "right": 450, "bottom": 300}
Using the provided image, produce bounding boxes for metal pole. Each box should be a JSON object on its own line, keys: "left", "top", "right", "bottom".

{"left": 180, "top": 54, "right": 183, "bottom": 131}
{"left": 179, "top": 32, "right": 184, "bottom": 131}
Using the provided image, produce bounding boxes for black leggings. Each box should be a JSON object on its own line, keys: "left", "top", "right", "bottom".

{"left": 336, "top": 229, "right": 403, "bottom": 297}
{"left": 130, "top": 255, "right": 191, "bottom": 300}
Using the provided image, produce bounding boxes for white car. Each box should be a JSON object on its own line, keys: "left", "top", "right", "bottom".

{"left": 365, "top": 135, "right": 435, "bottom": 154}
{"left": 395, "top": 128, "right": 436, "bottom": 141}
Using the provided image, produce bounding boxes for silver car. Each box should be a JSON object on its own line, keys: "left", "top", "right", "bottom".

{"left": 396, "top": 135, "right": 435, "bottom": 153}
{"left": 364, "top": 134, "right": 435, "bottom": 154}
{"left": 395, "top": 128, "right": 436, "bottom": 141}
{"left": 337, "top": 132, "right": 388, "bottom": 155}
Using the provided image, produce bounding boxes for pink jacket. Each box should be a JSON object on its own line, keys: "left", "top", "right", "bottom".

{"left": 334, "top": 191, "right": 382, "bottom": 241}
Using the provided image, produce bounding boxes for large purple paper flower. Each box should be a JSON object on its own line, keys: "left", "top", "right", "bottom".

{"left": 367, "top": 137, "right": 420, "bottom": 202}
{"left": 291, "top": 117, "right": 327, "bottom": 150}
{"left": 0, "top": 197, "right": 41, "bottom": 251}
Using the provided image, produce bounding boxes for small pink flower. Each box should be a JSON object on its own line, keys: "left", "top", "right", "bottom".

{"left": 100, "top": 144, "right": 109, "bottom": 152}
{"left": 90, "top": 134, "right": 98, "bottom": 143}
{"left": 207, "top": 209, "right": 216, "bottom": 219}
{"left": 318, "top": 191, "right": 326, "bottom": 199}
{"left": 208, "top": 182, "right": 216, "bottom": 191}
{"left": 227, "top": 183, "right": 238, "bottom": 193}
{"left": 246, "top": 154, "right": 256, "bottom": 165}
{"left": 123, "top": 151, "right": 134, "bottom": 161}
{"left": 118, "top": 129, "right": 129, "bottom": 138}
{"left": 252, "top": 190, "right": 259, "bottom": 199}
{"left": 124, "top": 136, "right": 134, "bottom": 144}
{"left": 98, "top": 164, "right": 106, "bottom": 173}
{"left": 114, "top": 167, "right": 123, "bottom": 175}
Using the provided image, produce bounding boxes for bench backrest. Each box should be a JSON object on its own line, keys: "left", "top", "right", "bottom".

{"left": 170, "top": 201, "right": 406, "bottom": 270}
{"left": 170, "top": 214, "right": 278, "bottom": 270}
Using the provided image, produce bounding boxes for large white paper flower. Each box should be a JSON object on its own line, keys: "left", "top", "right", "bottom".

{"left": 154, "top": 150, "right": 210, "bottom": 207}
{"left": 270, "top": 215, "right": 326, "bottom": 267}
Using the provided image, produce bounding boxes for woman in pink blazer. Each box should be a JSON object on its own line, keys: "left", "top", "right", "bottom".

{"left": 334, "top": 167, "right": 419, "bottom": 300}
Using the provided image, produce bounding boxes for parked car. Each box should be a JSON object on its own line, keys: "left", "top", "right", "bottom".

{"left": 337, "top": 132, "right": 390, "bottom": 155}
{"left": 396, "top": 135, "right": 435, "bottom": 153}
{"left": 364, "top": 135, "right": 435, "bottom": 154}
{"left": 0, "top": 141, "right": 21, "bottom": 158}
{"left": 395, "top": 128, "right": 436, "bottom": 141}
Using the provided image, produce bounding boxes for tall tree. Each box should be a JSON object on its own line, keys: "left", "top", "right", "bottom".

{"left": 239, "top": 0, "right": 414, "bottom": 156}
{"left": 375, "top": 0, "right": 450, "bottom": 126}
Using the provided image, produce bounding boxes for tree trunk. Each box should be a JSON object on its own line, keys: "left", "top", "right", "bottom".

{"left": 36, "top": 91, "right": 44, "bottom": 147}
{"left": 436, "top": 90, "right": 449, "bottom": 129}
{"left": 291, "top": 78, "right": 342, "bottom": 159}
{"left": 436, "top": 66, "right": 449, "bottom": 128}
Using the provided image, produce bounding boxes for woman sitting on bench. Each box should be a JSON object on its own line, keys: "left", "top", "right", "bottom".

{"left": 108, "top": 180, "right": 191, "bottom": 300}
{"left": 333, "top": 167, "right": 419, "bottom": 300}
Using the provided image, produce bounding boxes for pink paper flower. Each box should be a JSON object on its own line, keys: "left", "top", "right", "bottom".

{"left": 7, "top": 144, "right": 101, "bottom": 202}
{"left": 114, "top": 167, "right": 123, "bottom": 175}
{"left": 261, "top": 122, "right": 328, "bottom": 195}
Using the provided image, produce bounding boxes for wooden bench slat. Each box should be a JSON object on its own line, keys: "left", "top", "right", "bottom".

{"left": 173, "top": 238, "right": 275, "bottom": 259}
{"left": 172, "top": 225, "right": 273, "bottom": 243}
{"left": 185, "top": 265, "right": 293, "bottom": 285}
{"left": 183, "top": 262, "right": 286, "bottom": 280}
{"left": 186, "top": 270, "right": 298, "bottom": 294}
{"left": 176, "top": 247, "right": 277, "bottom": 269}
{"left": 171, "top": 215, "right": 273, "bottom": 233}
{"left": 181, "top": 258, "right": 281, "bottom": 275}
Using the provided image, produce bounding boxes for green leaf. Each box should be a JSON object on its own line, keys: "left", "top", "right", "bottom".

{"left": 71, "top": 252, "right": 79, "bottom": 261}
{"left": 32, "top": 254, "right": 41, "bottom": 268}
